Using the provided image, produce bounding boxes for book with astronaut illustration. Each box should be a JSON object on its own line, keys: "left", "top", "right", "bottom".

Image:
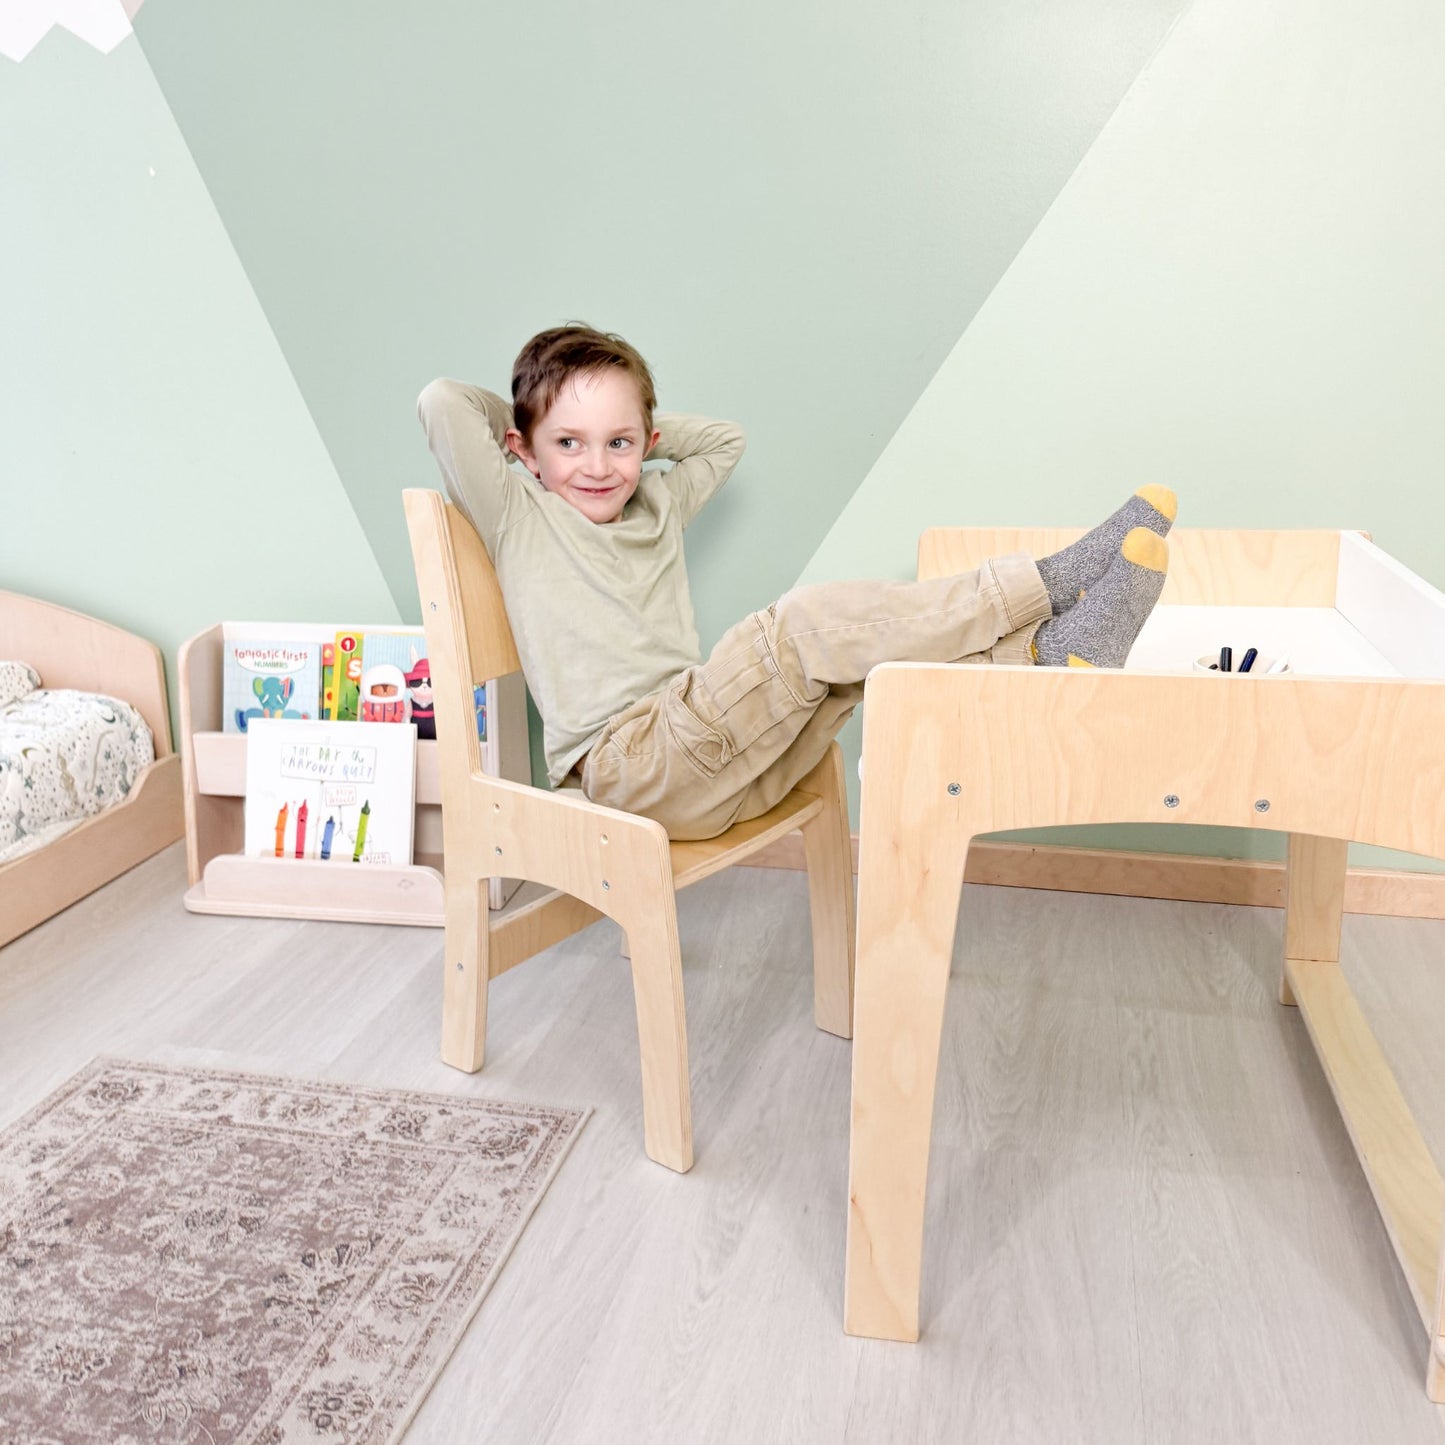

{"left": 356, "top": 630, "right": 435, "bottom": 737}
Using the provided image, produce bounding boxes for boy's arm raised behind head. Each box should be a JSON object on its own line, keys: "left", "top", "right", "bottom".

{"left": 646, "top": 414, "right": 746, "bottom": 528}
{"left": 416, "top": 379, "right": 529, "bottom": 549}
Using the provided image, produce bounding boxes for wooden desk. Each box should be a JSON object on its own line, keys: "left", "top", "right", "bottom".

{"left": 843, "top": 527, "right": 1445, "bottom": 1399}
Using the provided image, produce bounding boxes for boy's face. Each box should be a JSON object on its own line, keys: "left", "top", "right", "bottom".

{"left": 506, "top": 368, "right": 659, "bottom": 525}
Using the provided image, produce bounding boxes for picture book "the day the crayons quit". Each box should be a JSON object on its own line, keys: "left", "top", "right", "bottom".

{"left": 243, "top": 718, "right": 417, "bottom": 865}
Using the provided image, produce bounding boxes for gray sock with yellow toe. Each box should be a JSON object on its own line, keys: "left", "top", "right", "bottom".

{"left": 1035, "top": 485, "right": 1176, "bottom": 615}
{"left": 1032, "top": 528, "right": 1168, "bottom": 669}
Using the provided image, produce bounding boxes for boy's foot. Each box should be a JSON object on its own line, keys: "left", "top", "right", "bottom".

{"left": 1032, "top": 528, "right": 1168, "bottom": 668}
{"left": 1035, "top": 485, "right": 1176, "bottom": 615}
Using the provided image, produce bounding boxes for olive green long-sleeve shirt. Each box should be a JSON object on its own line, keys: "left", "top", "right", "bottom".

{"left": 417, "top": 379, "right": 746, "bottom": 784}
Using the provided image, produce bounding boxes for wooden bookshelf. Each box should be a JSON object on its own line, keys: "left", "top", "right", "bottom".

{"left": 177, "top": 622, "right": 529, "bottom": 925}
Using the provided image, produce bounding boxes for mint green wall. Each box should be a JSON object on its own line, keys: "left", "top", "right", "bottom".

{"left": 800, "top": 0, "right": 1445, "bottom": 872}
{"left": 130, "top": 0, "right": 1188, "bottom": 646}
{"left": 12, "top": 5, "right": 1437, "bottom": 880}
{"left": 0, "top": 34, "right": 399, "bottom": 715}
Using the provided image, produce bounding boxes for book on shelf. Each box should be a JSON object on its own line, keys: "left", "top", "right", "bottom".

{"left": 222, "top": 622, "right": 480, "bottom": 741}
{"left": 357, "top": 630, "right": 436, "bottom": 736}
{"left": 198, "top": 622, "right": 530, "bottom": 913}
{"left": 222, "top": 624, "right": 326, "bottom": 734}
{"left": 320, "top": 639, "right": 337, "bottom": 720}
{"left": 242, "top": 718, "right": 417, "bottom": 866}
{"left": 331, "top": 631, "right": 364, "bottom": 721}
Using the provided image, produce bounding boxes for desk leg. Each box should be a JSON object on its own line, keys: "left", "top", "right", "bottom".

{"left": 1281, "top": 834, "right": 1349, "bottom": 1006}
{"left": 844, "top": 825, "right": 969, "bottom": 1341}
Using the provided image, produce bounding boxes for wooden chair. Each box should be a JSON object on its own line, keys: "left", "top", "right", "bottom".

{"left": 403, "top": 488, "right": 856, "bottom": 1172}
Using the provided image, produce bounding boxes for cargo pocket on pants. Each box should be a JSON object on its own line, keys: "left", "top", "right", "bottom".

{"left": 664, "top": 693, "right": 734, "bottom": 778}
{"left": 663, "top": 615, "right": 798, "bottom": 779}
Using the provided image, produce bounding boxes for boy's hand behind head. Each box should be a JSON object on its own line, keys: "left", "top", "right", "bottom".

{"left": 505, "top": 324, "right": 660, "bottom": 526}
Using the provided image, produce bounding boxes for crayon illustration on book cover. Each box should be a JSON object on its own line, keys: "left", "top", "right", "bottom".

{"left": 222, "top": 639, "right": 322, "bottom": 734}
{"left": 243, "top": 719, "right": 417, "bottom": 865}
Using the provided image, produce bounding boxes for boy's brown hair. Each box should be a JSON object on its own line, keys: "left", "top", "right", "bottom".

{"left": 511, "top": 324, "right": 657, "bottom": 443}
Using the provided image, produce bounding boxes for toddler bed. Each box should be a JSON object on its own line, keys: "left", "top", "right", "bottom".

{"left": 0, "top": 590, "right": 183, "bottom": 949}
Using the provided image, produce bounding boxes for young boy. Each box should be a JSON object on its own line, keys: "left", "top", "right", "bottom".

{"left": 418, "top": 324, "right": 1173, "bottom": 841}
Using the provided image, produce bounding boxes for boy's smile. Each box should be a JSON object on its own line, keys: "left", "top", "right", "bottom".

{"left": 507, "top": 368, "right": 660, "bottom": 525}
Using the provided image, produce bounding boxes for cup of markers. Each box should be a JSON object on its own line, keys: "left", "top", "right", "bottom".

{"left": 1193, "top": 646, "right": 1292, "bottom": 675}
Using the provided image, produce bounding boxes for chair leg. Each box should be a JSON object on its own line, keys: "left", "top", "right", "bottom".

{"left": 799, "top": 743, "right": 856, "bottom": 1039}
{"left": 620, "top": 898, "right": 694, "bottom": 1172}
{"left": 441, "top": 874, "right": 489, "bottom": 1072}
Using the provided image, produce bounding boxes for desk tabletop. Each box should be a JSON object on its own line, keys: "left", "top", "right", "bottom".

{"left": 918, "top": 526, "right": 1445, "bottom": 682}
{"left": 1128, "top": 605, "right": 1397, "bottom": 678}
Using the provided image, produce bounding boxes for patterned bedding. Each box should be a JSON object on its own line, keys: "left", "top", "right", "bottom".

{"left": 0, "top": 661, "right": 156, "bottom": 866}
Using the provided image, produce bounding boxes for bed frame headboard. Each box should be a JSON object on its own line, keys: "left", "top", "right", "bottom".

{"left": 0, "top": 590, "right": 174, "bottom": 755}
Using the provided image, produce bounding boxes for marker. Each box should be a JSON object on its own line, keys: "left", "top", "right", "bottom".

{"left": 274, "top": 803, "right": 288, "bottom": 857}
{"left": 1219, "top": 647, "right": 1232, "bottom": 673}
{"left": 320, "top": 815, "right": 336, "bottom": 860}
{"left": 352, "top": 800, "right": 370, "bottom": 862}
{"left": 1238, "top": 647, "right": 1258, "bottom": 674}
{"left": 1266, "top": 653, "right": 1292, "bottom": 675}
{"left": 295, "top": 799, "right": 308, "bottom": 858}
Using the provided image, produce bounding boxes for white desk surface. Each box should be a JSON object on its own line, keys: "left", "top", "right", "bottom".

{"left": 1127, "top": 605, "right": 1398, "bottom": 678}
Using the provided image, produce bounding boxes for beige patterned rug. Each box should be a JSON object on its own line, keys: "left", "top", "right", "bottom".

{"left": 0, "top": 1059, "right": 588, "bottom": 1443}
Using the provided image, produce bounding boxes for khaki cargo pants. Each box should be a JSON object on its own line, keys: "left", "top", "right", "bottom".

{"left": 580, "top": 554, "right": 1049, "bottom": 840}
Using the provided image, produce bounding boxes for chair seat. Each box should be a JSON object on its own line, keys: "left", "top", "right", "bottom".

{"left": 668, "top": 786, "right": 825, "bottom": 889}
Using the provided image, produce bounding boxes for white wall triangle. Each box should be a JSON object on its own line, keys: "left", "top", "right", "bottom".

{"left": 1, "top": 0, "right": 144, "bottom": 63}
{"left": 798, "top": 0, "right": 1445, "bottom": 590}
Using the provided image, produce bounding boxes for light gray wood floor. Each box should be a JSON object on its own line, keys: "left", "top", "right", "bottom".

{"left": 3, "top": 843, "right": 1444, "bottom": 1444}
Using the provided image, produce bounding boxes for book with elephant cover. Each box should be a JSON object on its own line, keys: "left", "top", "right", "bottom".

{"left": 222, "top": 626, "right": 325, "bottom": 734}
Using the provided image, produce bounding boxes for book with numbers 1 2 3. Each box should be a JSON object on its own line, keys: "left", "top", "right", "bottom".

{"left": 242, "top": 718, "right": 417, "bottom": 865}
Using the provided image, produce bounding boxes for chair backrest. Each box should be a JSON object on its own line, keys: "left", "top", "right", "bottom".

{"left": 404, "top": 488, "right": 524, "bottom": 790}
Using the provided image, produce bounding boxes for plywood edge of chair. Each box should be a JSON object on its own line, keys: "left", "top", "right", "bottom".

{"left": 486, "top": 885, "right": 606, "bottom": 978}
{"left": 669, "top": 787, "right": 825, "bottom": 890}
{"left": 468, "top": 766, "right": 823, "bottom": 893}
{"left": 404, "top": 486, "right": 523, "bottom": 684}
